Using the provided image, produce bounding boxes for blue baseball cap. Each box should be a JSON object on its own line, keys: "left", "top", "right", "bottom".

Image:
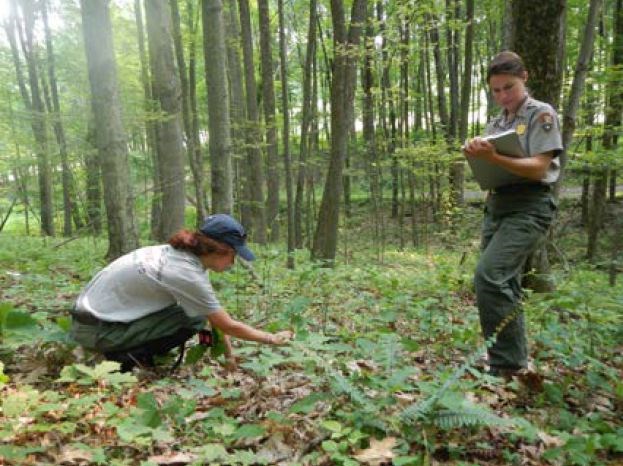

{"left": 200, "top": 214, "right": 256, "bottom": 261}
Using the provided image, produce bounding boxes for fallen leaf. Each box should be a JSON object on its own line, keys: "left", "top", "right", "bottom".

{"left": 352, "top": 437, "right": 396, "bottom": 465}
{"left": 538, "top": 431, "right": 565, "bottom": 448}
{"left": 147, "top": 452, "right": 198, "bottom": 465}
{"left": 57, "top": 446, "right": 92, "bottom": 465}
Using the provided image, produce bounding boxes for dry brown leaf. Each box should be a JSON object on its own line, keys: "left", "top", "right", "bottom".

{"left": 538, "top": 431, "right": 565, "bottom": 448}
{"left": 57, "top": 446, "right": 92, "bottom": 465}
{"left": 147, "top": 452, "right": 198, "bottom": 465}
{"left": 352, "top": 437, "right": 396, "bottom": 465}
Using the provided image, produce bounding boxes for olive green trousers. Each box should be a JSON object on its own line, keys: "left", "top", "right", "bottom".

{"left": 70, "top": 305, "right": 205, "bottom": 353}
{"left": 475, "top": 192, "right": 556, "bottom": 369}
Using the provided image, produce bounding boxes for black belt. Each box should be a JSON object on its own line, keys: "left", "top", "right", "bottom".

{"left": 71, "top": 310, "right": 102, "bottom": 325}
{"left": 491, "top": 183, "right": 551, "bottom": 195}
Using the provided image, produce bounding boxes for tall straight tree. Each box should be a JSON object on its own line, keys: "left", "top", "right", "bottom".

{"left": 145, "top": 0, "right": 186, "bottom": 240}
{"left": 202, "top": 0, "right": 234, "bottom": 214}
{"left": 6, "top": 0, "right": 54, "bottom": 236}
{"left": 510, "top": 0, "right": 565, "bottom": 292}
{"left": 224, "top": 0, "right": 247, "bottom": 219}
{"left": 294, "top": 0, "right": 317, "bottom": 248}
{"left": 42, "top": 0, "right": 80, "bottom": 236}
{"left": 311, "top": 0, "right": 366, "bottom": 263}
{"left": 238, "top": 0, "right": 267, "bottom": 243}
{"left": 171, "top": 0, "right": 207, "bottom": 223}
{"left": 277, "top": 0, "right": 295, "bottom": 268}
{"left": 81, "top": 0, "right": 138, "bottom": 259}
{"left": 258, "top": 0, "right": 280, "bottom": 242}
{"left": 134, "top": 0, "right": 161, "bottom": 238}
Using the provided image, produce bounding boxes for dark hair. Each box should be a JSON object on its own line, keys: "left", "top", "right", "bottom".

{"left": 486, "top": 51, "right": 526, "bottom": 83}
{"left": 168, "top": 229, "right": 233, "bottom": 257}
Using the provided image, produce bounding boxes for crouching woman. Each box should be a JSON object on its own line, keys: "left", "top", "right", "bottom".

{"left": 70, "top": 214, "right": 292, "bottom": 371}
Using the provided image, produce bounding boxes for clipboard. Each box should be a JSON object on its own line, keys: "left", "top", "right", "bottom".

{"left": 465, "top": 130, "right": 531, "bottom": 190}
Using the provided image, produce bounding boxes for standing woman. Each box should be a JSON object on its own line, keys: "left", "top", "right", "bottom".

{"left": 71, "top": 214, "right": 292, "bottom": 372}
{"left": 463, "top": 51, "right": 562, "bottom": 376}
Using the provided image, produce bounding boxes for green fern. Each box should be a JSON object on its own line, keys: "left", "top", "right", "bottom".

{"left": 433, "top": 408, "right": 513, "bottom": 430}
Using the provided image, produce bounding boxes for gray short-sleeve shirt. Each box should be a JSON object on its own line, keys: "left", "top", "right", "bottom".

{"left": 75, "top": 245, "right": 222, "bottom": 322}
{"left": 485, "top": 96, "right": 563, "bottom": 184}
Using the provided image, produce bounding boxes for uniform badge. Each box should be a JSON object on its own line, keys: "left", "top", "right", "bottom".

{"left": 516, "top": 124, "right": 526, "bottom": 135}
{"left": 538, "top": 112, "right": 554, "bottom": 132}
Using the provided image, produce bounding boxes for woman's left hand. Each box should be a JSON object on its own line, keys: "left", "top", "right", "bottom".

{"left": 463, "top": 137, "right": 495, "bottom": 160}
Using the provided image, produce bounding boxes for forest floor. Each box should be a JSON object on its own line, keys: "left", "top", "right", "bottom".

{"left": 0, "top": 199, "right": 621, "bottom": 466}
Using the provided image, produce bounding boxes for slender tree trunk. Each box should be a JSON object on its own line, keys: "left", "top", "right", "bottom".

{"left": 294, "top": 0, "right": 317, "bottom": 248}
{"left": 171, "top": 0, "right": 207, "bottom": 223}
{"left": 238, "top": 0, "right": 267, "bottom": 243}
{"left": 11, "top": 0, "right": 55, "bottom": 236}
{"left": 311, "top": 0, "right": 366, "bottom": 263}
{"left": 42, "top": 0, "right": 81, "bottom": 235}
{"left": 224, "top": 0, "right": 247, "bottom": 220}
{"left": 134, "top": 0, "right": 161, "bottom": 239}
{"left": 203, "top": 0, "right": 234, "bottom": 214}
{"left": 81, "top": 0, "right": 138, "bottom": 259}
{"left": 277, "top": 0, "right": 294, "bottom": 268}
{"left": 558, "top": 0, "right": 602, "bottom": 198}
{"left": 85, "top": 122, "right": 103, "bottom": 235}
{"left": 457, "top": 0, "right": 474, "bottom": 206}
{"left": 258, "top": 0, "right": 280, "bottom": 241}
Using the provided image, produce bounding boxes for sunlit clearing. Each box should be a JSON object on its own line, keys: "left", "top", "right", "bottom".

{"left": 0, "top": 0, "right": 10, "bottom": 23}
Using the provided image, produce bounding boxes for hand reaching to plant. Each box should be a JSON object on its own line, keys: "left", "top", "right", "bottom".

{"left": 269, "top": 330, "right": 294, "bottom": 345}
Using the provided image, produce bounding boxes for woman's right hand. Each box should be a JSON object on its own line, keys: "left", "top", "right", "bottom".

{"left": 269, "top": 330, "right": 294, "bottom": 345}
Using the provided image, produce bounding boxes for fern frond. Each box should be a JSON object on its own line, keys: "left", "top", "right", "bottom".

{"left": 434, "top": 408, "right": 513, "bottom": 430}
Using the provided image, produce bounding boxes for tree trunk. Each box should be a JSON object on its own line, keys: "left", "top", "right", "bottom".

{"left": 134, "top": 0, "right": 161, "bottom": 240}
{"left": 145, "top": 0, "right": 186, "bottom": 240}
{"left": 81, "top": 0, "right": 139, "bottom": 259}
{"left": 224, "top": 0, "right": 247, "bottom": 220}
{"left": 258, "top": 0, "right": 280, "bottom": 242}
{"left": 277, "top": 0, "right": 294, "bottom": 268}
{"left": 311, "top": 0, "right": 366, "bottom": 263}
{"left": 171, "top": 0, "right": 207, "bottom": 223}
{"left": 85, "top": 122, "right": 103, "bottom": 235}
{"left": 10, "top": 0, "right": 55, "bottom": 236}
{"left": 510, "top": 0, "right": 566, "bottom": 292}
{"left": 238, "top": 0, "right": 267, "bottom": 243}
{"left": 42, "top": 0, "right": 81, "bottom": 236}
{"left": 609, "top": 0, "right": 623, "bottom": 203}
{"left": 457, "top": 0, "right": 474, "bottom": 204}
{"left": 203, "top": 0, "right": 234, "bottom": 214}
{"left": 558, "top": 0, "right": 602, "bottom": 198}
{"left": 294, "top": 0, "right": 317, "bottom": 249}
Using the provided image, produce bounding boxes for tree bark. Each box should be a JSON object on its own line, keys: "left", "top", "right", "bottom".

{"left": 145, "top": 0, "right": 186, "bottom": 240}
{"left": 171, "top": 0, "right": 207, "bottom": 223}
{"left": 42, "top": 0, "right": 81, "bottom": 236}
{"left": 11, "top": 0, "right": 55, "bottom": 236}
{"left": 238, "top": 0, "right": 267, "bottom": 243}
{"left": 203, "top": 0, "right": 234, "bottom": 214}
{"left": 224, "top": 0, "right": 247, "bottom": 220}
{"left": 311, "top": 0, "right": 366, "bottom": 263}
{"left": 294, "top": 0, "right": 317, "bottom": 249}
{"left": 81, "top": 0, "right": 139, "bottom": 260}
{"left": 258, "top": 0, "right": 280, "bottom": 241}
{"left": 277, "top": 0, "right": 294, "bottom": 268}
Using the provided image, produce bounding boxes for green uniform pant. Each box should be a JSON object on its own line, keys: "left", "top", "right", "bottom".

{"left": 475, "top": 192, "right": 556, "bottom": 369}
{"left": 70, "top": 305, "right": 205, "bottom": 354}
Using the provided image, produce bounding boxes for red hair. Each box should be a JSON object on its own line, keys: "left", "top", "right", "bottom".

{"left": 168, "top": 230, "right": 233, "bottom": 257}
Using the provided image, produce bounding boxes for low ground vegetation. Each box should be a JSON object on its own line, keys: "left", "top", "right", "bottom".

{"left": 0, "top": 199, "right": 621, "bottom": 465}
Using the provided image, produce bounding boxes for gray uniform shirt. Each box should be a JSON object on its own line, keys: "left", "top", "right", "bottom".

{"left": 485, "top": 96, "right": 563, "bottom": 184}
{"left": 75, "top": 245, "right": 222, "bottom": 322}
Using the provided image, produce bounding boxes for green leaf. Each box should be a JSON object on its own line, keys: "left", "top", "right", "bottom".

{"left": 185, "top": 344, "right": 207, "bottom": 364}
{"left": 210, "top": 327, "right": 227, "bottom": 358}
{"left": 321, "top": 420, "right": 343, "bottom": 433}
{"left": 289, "top": 392, "right": 328, "bottom": 414}
{"left": 136, "top": 393, "right": 162, "bottom": 428}
{"left": 232, "top": 423, "right": 266, "bottom": 440}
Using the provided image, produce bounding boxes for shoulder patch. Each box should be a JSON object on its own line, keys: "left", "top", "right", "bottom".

{"left": 537, "top": 112, "right": 554, "bottom": 132}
